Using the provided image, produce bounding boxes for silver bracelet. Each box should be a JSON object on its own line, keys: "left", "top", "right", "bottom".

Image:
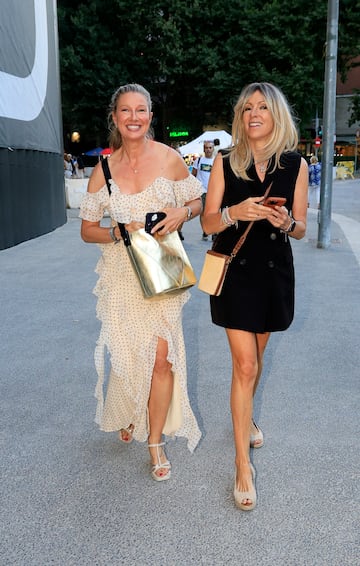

{"left": 184, "top": 206, "right": 192, "bottom": 221}
{"left": 109, "top": 226, "right": 121, "bottom": 243}
{"left": 280, "top": 218, "right": 293, "bottom": 233}
{"left": 221, "top": 207, "right": 237, "bottom": 227}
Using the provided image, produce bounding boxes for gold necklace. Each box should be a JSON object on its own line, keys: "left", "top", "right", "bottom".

{"left": 122, "top": 148, "right": 140, "bottom": 174}
{"left": 127, "top": 160, "right": 139, "bottom": 174}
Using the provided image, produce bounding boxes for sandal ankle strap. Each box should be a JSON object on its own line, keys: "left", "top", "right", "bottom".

{"left": 148, "top": 441, "right": 165, "bottom": 448}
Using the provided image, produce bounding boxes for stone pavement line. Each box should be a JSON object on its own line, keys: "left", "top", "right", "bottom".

{"left": 0, "top": 206, "right": 358, "bottom": 566}
{"left": 308, "top": 208, "right": 360, "bottom": 267}
{"left": 332, "top": 212, "right": 360, "bottom": 267}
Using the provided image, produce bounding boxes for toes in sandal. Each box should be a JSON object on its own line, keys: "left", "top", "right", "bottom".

{"left": 250, "top": 420, "right": 264, "bottom": 449}
{"left": 148, "top": 441, "right": 171, "bottom": 482}
{"left": 234, "top": 463, "right": 257, "bottom": 511}
{"left": 118, "top": 424, "right": 134, "bottom": 444}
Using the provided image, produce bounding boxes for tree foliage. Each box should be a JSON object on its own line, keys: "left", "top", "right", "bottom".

{"left": 57, "top": 0, "right": 360, "bottom": 150}
{"left": 348, "top": 90, "right": 360, "bottom": 126}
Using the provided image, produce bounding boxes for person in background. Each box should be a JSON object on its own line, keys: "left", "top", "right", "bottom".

{"left": 201, "top": 82, "right": 308, "bottom": 510}
{"left": 174, "top": 146, "right": 186, "bottom": 240}
{"left": 68, "top": 154, "right": 76, "bottom": 177}
{"left": 76, "top": 155, "right": 85, "bottom": 178}
{"left": 213, "top": 138, "right": 221, "bottom": 158}
{"left": 192, "top": 140, "right": 215, "bottom": 240}
{"left": 80, "top": 83, "right": 202, "bottom": 482}
{"left": 64, "top": 153, "right": 73, "bottom": 178}
{"left": 308, "top": 155, "right": 321, "bottom": 208}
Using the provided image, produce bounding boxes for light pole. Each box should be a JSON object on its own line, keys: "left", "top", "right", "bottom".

{"left": 315, "top": 107, "right": 320, "bottom": 158}
{"left": 317, "top": 0, "right": 339, "bottom": 249}
{"left": 355, "top": 130, "right": 360, "bottom": 172}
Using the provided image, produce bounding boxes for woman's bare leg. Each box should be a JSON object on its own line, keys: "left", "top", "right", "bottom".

{"left": 250, "top": 332, "right": 271, "bottom": 441}
{"left": 148, "top": 337, "right": 173, "bottom": 478}
{"left": 226, "top": 329, "right": 258, "bottom": 505}
{"left": 252, "top": 332, "right": 271, "bottom": 396}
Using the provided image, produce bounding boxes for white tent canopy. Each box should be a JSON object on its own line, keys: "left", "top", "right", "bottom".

{"left": 179, "top": 130, "right": 232, "bottom": 156}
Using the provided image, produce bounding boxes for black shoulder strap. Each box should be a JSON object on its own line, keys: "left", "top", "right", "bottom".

{"left": 101, "top": 157, "right": 131, "bottom": 246}
{"left": 101, "top": 158, "right": 112, "bottom": 194}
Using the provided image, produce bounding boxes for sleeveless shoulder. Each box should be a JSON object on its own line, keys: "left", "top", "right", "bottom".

{"left": 279, "top": 151, "right": 301, "bottom": 171}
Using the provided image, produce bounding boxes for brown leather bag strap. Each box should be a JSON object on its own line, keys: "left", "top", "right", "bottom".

{"left": 229, "top": 182, "right": 273, "bottom": 260}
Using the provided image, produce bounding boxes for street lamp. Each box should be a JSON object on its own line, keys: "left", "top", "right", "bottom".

{"left": 71, "top": 131, "right": 80, "bottom": 143}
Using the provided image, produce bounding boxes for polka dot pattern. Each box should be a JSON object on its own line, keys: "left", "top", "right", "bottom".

{"left": 79, "top": 175, "right": 202, "bottom": 452}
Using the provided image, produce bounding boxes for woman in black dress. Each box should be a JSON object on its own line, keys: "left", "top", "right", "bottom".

{"left": 201, "top": 82, "right": 308, "bottom": 510}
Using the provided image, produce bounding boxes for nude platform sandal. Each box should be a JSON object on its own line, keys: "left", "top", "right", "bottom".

{"left": 234, "top": 463, "right": 257, "bottom": 511}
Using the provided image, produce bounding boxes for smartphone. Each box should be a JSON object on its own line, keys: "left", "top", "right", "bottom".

{"left": 263, "top": 197, "right": 286, "bottom": 209}
{"left": 145, "top": 212, "right": 167, "bottom": 233}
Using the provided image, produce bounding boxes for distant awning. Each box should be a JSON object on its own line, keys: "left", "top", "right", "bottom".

{"left": 179, "top": 130, "right": 232, "bottom": 156}
{"left": 84, "top": 147, "right": 103, "bottom": 156}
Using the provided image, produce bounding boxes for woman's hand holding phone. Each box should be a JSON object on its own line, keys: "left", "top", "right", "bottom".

{"left": 145, "top": 212, "right": 167, "bottom": 234}
{"left": 262, "top": 197, "right": 286, "bottom": 209}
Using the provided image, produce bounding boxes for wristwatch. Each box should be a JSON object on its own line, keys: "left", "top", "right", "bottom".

{"left": 287, "top": 219, "right": 296, "bottom": 233}
{"left": 184, "top": 206, "right": 192, "bottom": 221}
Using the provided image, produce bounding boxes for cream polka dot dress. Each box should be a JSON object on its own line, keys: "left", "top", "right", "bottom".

{"left": 79, "top": 173, "right": 202, "bottom": 452}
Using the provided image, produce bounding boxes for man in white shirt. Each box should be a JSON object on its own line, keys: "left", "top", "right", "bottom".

{"left": 192, "top": 140, "right": 215, "bottom": 240}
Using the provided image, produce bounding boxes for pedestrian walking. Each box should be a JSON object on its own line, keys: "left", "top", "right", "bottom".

{"left": 80, "top": 83, "right": 202, "bottom": 482}
{"left": 308, "top": 155, "right": 321, "bottom": 208}
{"left": 201, "top": 82, "right": 308, "bottom": 510}
{"left": 192, "top": 140, "right": 216, "bottom": 240}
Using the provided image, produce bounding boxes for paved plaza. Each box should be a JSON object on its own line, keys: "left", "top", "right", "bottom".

{"left": 1, "top": 179, "right": 359, "bottom": 565}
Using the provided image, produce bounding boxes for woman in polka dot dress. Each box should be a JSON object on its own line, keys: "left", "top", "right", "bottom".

{"left": 80, "top": 84, "right": 202, "bottom": 481}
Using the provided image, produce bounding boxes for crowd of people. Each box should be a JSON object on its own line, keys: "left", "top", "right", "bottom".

{"left": 64, "top": 153, "right": 85, "bottom": 179}
{"left": 80, "top": 81, "right": 308, "bottom": 510}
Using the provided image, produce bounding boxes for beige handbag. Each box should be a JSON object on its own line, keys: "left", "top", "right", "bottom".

{"left": 198, "top": 183, "right": 272, "bottom": 296}
{"left": 118, "top": 223, "right": 197, "bottom": 299}
{"left": 197, "top": 228, "right": 253, "bottom": 296}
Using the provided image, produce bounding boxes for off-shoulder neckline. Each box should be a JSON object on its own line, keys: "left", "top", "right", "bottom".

{"left": 92, "top": 175, "right": 192, "bottom": 197}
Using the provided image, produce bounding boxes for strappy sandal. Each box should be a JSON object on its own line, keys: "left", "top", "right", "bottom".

{"left": 118, "top": 424, "right": 134, "bottom": 444}
{"left": 234, "top": 463, "right": 257, "bottom": 511}
{"left": 148, "top": 441, "right": 171, "bottom": 482}
{"left": 250, "top": 420, "right": 264, "bottom": 448}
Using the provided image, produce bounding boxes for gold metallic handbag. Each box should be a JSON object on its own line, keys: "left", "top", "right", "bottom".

{"left": 118, "top": 223, "right": 197, "bottom": 299}
{"left": 100, "top": 157, "right": 196, "bottom": 299}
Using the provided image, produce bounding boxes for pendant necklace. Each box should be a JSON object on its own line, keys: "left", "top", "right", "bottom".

{"left": 128, "top": 161, "right": 139, "bottom": 174}
{"left": 123, "top": 148, "right": 139, "bottom": 174}
{"left": 255, "top": 160, "right": 268, "bottom": 173}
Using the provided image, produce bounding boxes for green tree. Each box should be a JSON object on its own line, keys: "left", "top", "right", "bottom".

{"left": 57, "top": 0, "right": 360, "bottom": 150}
{"left": 348, "top": 90, "right": 360, "bottom": 126}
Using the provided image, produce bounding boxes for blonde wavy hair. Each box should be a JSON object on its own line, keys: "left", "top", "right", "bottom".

{"left": 229, "top": 82, "right": 299, "bottom": 180}
{"left": 107, "top": 83, "right": 152, "bottom": 150}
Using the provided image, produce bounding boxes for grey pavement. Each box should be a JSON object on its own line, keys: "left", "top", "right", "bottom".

{"left": 1, "top": 179, "right": 359, "bottom": 566}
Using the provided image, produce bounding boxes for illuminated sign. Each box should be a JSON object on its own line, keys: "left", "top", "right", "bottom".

{"left": 169, "top": 131, "right": 189, "bottom": 138}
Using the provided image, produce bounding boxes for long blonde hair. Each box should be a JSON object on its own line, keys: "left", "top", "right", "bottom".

{"left": 230, "top": 82, "right": 299, "bottom": 180}
{"left": 107, "top": 83, "right": 152, "bottom": 150}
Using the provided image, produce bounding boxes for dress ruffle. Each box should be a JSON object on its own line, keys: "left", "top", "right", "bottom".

{"left": 80, "top": 175, "right": 202, "bottom": 452}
